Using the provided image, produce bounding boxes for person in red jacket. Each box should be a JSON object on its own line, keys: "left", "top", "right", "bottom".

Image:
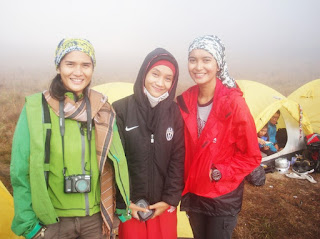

{"left": 177, "top": 35, "right": 261, "bottom": 239}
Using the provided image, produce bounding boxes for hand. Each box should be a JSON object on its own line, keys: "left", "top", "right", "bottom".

{"left": 149, "top": 201, "right": 169, "bottom": 219}
{"left": 209, "top": 168, "right": 222, "bottom": 182}
{"left": 275, "top": 144, "right": 279, "bottom": 151}
{"left": 112, "top": 216, "right": 120, "bottom": 229}
{"left": 32, "top": 226, "right": 46, "bottom": 238}
{"left": 209, "top": 168, "right": 213, "bottom": 181}
{"left": 129, "top": 202, "right": 150, "bottom": 220}
{"left": 263, "top": 146, "right": 270, "bottom": 150}
{"left": 257, "top": 137, "right": 266, "bottom": 145}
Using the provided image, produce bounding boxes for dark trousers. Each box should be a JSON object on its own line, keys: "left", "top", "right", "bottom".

{"left": 188, "top": 212, "right": 237, "bottom": 239}
{"left": 42, "top": 212, "right": 105, "bottom": 239}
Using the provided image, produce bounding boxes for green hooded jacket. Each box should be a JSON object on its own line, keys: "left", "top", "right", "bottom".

{"left": 10, "top": 93, "right": 131, "bottom": 239}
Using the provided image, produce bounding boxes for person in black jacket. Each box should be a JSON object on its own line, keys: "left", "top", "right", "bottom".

{"left": 112, "top": 48, "right": 185, "bottom": 239}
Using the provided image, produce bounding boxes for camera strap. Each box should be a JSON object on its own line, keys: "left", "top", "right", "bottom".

{"left": 42, "top": 93, "right": 51, "bottom": 188}
{"left": 59, "top": 94, "right": 92, "bottom": 177}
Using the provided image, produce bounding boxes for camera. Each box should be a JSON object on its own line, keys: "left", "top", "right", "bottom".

{"left": 64, "top": 174, "right": 91, "bottom": 193}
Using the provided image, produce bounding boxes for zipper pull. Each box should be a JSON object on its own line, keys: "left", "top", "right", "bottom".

{"left": 151, "top": 134, "right": 154, "bottom": 144}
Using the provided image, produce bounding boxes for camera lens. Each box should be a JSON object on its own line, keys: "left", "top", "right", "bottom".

{"left": 75, "top": 179, "right": 89, "bottom": 193}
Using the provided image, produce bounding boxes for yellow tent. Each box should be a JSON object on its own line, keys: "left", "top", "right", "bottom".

{"left": 92, "top": 82, "right": 134, "bottom": 104}
{"left": 0, "top": 181, "right": 23, "bottom": 239}
{"left": 237, "top": 80, "right": 286, "bottom": 123}
{"left": 237, "top": 80, "right": 313, "bottom": 162}
{"left": 288, "top": 79, "right": 320, "bottom": 134}
{"left": 93, "top": 82, "right": 194, "bottom": 238}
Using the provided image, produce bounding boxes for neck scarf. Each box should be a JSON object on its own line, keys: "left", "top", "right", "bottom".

{"left": 143, "top": 87, "right": 169, "bottom": 108}
{"left": 188, "top": 35, "right": 236, "bottom": 88}
{"left": 43, "top": 89, "right": 115, "bottom": 236}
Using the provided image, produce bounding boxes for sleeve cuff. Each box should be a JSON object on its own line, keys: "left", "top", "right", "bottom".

{"left": 25, "top": 222, "right": 42, "bottom": 239}
{"left": 115, "top": 208, "right": 132, "bottom": 223}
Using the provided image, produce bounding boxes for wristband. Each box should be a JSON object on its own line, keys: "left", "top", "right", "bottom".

{"left": 211, "top": 165, "right": 222, "bottom": 182}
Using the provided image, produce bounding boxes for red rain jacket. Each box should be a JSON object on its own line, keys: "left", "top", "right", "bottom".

{"left": 177, "top": 80, "right": 261, "bottom": 199}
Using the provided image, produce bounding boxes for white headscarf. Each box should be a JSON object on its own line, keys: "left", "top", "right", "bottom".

{"left": 188, "top": 35, "right": 236, "bottom": 88}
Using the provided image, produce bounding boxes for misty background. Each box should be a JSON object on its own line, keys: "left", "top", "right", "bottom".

{"left": 0, "top": 0, "right": 319, "bottom": 95}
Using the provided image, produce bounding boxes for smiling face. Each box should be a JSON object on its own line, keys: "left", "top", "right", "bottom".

{"left": 188, "top": 49, "right": 219, "bottom": 86}
{"left": 57, "top": 51, "right": 93, "bottom": 96}
{"left": 144, "top": 65, "right": 174, "bottom": 97}
{"left": 258, "top": 127, "right": 268, "bottom": 137}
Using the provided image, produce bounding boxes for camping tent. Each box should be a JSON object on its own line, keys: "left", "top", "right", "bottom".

{"left": 0, "top": 181, "right": 23, "bottom": 239}
{"left": 92, "top": 82, "right": 134, "bottom": 104}
{"left": 288, "top": 79, "right": 320, "bottom": 134}
{"left": 237, "top": 80, "right": 313, "bottom": 162}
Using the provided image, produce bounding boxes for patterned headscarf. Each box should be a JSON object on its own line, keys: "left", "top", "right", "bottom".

{"left": 188, "top": 35, "right": 236, "bottom": 88}
{"left": 54, "top": 38, "right": 96, "bottom": 68}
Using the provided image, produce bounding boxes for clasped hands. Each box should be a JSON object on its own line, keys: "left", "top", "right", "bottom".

{"left": 129, "top": 201, "right": 169, "bottom": 220}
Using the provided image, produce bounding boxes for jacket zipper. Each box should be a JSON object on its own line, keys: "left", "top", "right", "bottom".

{"left": 149, "top": 133, "right": 155, "bottom": 202}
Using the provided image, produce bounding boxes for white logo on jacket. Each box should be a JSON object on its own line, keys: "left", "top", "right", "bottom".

{"left": 166, "top": 127, "right": 174, "bottom": 141}
{"left": 125, "top": 126, "right": 139, "bottom": 131}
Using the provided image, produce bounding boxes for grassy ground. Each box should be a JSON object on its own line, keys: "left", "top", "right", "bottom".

{"left": 0, "top": 87, "right": 25, "bottom": 193}
{"left": 234, "top": 172, "right": 320, "bottom": 239}
{"left": 1, "top": 81, "right": 319, "bottom": 239}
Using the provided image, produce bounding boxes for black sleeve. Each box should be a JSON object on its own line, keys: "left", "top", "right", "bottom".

{"left": 161, "top": 104, "right": 185, "bottom": 206}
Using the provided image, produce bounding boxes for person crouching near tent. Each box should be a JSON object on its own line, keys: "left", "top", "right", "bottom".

{"left": 257, "top": 111, "right": 281, "bottom": 153}
{"left": 268, "top": 110, "right": 281, "bottom": 151}
{"left": 176, "top": 35, "right": 262, "bottom": 239}
{"left": 112, "top": 48, "right": 185, "bottom": 239}
{"left": 10, "top": 38, "right": 131, "bottom": 239}
{"left": 258, "top": 124, "right": 277, "bottom": 156}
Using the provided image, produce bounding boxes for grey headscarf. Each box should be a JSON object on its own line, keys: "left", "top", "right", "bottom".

{"left": 188, "top": 35, "right": 236, "bottom": 88}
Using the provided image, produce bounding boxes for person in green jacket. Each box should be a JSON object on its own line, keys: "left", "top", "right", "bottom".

{"left": 10, "top": 38, "right": 131, "bottom": 239}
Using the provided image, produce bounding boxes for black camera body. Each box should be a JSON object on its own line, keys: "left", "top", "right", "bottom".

{"left": 64, "top": 174, "right": 91, "bottom": 193}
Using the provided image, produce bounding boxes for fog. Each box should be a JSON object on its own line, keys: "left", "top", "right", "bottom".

{"left": 0, "top": 0, "right": 319, "bottom": 95}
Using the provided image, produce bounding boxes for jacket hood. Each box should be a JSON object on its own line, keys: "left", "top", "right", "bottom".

{"left": 133, "top": 48, "right": 179, "bottom": 108}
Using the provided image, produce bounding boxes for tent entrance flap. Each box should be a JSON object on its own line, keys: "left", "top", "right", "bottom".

{"left": 262, "top": 107, "right": 306, "bottom": 162}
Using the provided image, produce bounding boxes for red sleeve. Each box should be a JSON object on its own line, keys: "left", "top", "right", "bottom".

{"left": 215, "top": 96, "right": 261, "bottom": 181}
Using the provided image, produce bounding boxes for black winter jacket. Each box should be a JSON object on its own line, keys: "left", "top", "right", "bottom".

{"left": 112, "top": 48, "right": 185, "bottom": 207}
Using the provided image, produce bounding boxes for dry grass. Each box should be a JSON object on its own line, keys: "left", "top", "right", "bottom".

{"left": 234, "top": 173, "right": 320, "bottom": 239}
{"left": 0, "top": 86, "right": 25, "bottom": 192}
{"left": 1, "top": 80, "right": 320, "bottom": 239}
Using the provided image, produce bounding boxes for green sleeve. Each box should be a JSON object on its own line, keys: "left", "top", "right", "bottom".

{"left": 10, "top": 106, "right": 41, "bottom": 238}
{"left": 108, "top": 120, "right": 131, "bottom": 222}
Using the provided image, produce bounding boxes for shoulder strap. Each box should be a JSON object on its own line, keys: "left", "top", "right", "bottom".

{"left": 42, "top": 93, "right": 51, "bottom": 188}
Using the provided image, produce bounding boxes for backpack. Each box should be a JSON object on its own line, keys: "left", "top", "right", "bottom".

{"left": 304, "top": 134, "right": 320, "bottom": 172}
{"left": 246, "top": 165, "right": 266, "bottom": 186}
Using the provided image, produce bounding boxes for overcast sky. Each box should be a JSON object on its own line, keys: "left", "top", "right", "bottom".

{"left": 0, "top": 0, "right": 319, "bottom": 93}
